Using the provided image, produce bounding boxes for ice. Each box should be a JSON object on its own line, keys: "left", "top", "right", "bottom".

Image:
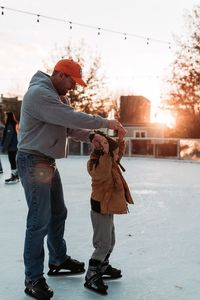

{"left": 0, "top": 154, "right": 200, "bottom": 300}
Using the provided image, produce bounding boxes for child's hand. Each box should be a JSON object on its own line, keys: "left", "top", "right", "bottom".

{"left": 118, "top": 127, "right": 127, "bottom": 140}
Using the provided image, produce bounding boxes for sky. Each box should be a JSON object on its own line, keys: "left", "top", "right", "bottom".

{"left": 0, "top": 0, "right": 199, "bottom": 121}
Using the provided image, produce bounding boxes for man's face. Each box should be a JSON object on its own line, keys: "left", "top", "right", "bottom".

{"left": 56, "top": 73, "right": 76, "bottom": 95}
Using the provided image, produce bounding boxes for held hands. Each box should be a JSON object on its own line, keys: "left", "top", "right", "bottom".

{"left": 108, "top": 119, "right": 127, "bottom": 140}
{"left": 108, "top": 119, "right": 123, "bottom": 130}
{"left": 90, "top": 118, "right": 127, "bottom": 153}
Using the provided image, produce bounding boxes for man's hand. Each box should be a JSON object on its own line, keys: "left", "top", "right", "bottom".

{"left": 108, "top": 119, "right": 125, "bottom": 131}
{"left": 108, "top": 119, "right": 127, "bottom": 140}
{"left": 108, "top": 119, "right": 120, "bottom": 130}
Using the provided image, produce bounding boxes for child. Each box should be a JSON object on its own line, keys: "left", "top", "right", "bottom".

{"left": 84, "top": 130, "right": 134, "bottom": 295}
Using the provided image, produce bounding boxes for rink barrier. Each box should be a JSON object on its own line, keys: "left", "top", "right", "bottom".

{"left": 67, "top": 137, "right": 200, "bottom": 161}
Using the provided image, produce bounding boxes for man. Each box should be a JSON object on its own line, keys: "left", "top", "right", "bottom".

{"left": 17, "top": 59, "right": 125, "bottom": 299}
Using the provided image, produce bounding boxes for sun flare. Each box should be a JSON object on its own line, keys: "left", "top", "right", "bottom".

{"left": 152, "top": 109, "right": 176, "bottom": 128}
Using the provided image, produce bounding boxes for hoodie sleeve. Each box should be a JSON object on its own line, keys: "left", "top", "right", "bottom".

{"left": 25, "top": 88, "right": 110, "bottom": 130}
{"left": 67, "top": 128, "right": 91, "bottom": 143}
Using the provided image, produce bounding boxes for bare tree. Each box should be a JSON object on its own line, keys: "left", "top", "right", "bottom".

{"left": 162, "top": 5, "right": 200, "bottom": 137}
{"left": 45, "top": 40, "right": 117, "bottom": 118}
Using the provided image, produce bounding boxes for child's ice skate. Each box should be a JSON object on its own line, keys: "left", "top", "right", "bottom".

{"left": 102, "top": 263, "right": 122, "bottom": 279}
{"left": 84, "top": 259, "right": 108, "bottom": 295}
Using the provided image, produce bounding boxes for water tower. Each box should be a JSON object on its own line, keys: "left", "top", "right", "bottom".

{"left": 119, "top": 95, "right": 151, "bottom": 125}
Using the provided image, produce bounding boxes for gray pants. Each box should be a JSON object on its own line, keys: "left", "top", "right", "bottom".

{"left": 91, "top": 210, "right": 115, "bottom": 262}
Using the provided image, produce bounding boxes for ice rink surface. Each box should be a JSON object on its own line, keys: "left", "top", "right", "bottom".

{"left": 0, "top": 154, "right": 200, "bottom": 300}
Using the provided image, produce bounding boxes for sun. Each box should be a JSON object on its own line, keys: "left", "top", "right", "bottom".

{"left": 152, "top": 108, "right": 176, "bottom": 128}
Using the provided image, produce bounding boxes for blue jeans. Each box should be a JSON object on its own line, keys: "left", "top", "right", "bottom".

{"left": 17, "top": 151, "right": 68, "bottom": 282}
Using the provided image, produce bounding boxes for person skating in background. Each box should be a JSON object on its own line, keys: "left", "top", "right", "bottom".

{"left": 1, "top": 112, "right": 19, "bottom": 183}
{"left": 84, "top": 130, "right": 134, "bottom": 295}
{"left": 17, "top": 58, "right": 125, "bottom": 299}
{"left": 0, "top": 120, "right": 4, "bottom": 173}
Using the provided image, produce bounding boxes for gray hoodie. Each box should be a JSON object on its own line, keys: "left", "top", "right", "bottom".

{"left": 18, "top": 71, "right": 109, "bottom": 159}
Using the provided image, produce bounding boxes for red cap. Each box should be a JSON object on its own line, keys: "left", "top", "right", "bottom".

{"left": 54, "top": 59, "right": 87, "bottom": 87}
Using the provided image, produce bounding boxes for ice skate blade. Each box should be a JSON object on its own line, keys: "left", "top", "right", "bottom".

{"left": 102, "top": 274, "right": 122, "bottom": 280}
{"left": 5, "top": 180, "right": 19, "bottom": 184}
{"left": 47, "top": 269, "right": 85, "bottom": 276}
{"left": 24, "top": 287, "right": 51, "bottom": 300}
{"left": 84, "top": 282, "right": 108, "bottom": 295}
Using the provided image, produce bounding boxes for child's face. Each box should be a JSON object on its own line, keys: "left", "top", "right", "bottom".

{"left": 112, "top": 147, "right": 119, "bottom": 162}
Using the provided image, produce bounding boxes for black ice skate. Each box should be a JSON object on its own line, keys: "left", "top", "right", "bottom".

{"left": 5, "top": 174, "right": 19, "bottom": 184}
{"left": 48, "top": 256, "right": 85, "bottom": 276}
{"left": 24, "top": 277, "right": 53, "bottom": 300}
{"left": 102, "top": 263, "right": 122, "bottom": 279}
{"left": 84, "top": 259, "right": 108, "bottom": 295}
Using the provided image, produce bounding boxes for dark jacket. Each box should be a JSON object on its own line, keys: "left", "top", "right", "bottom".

{"left": 1, "top": 123, "right": 18, "bottom": 152}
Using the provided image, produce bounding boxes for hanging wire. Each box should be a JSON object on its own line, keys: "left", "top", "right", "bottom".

{"left": 1, "top": 5, "right": 175, "bottom": 47}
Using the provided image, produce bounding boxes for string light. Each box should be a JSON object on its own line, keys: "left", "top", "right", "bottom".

{"left": 1, "top": 5, "right": 174, "bottom": 48}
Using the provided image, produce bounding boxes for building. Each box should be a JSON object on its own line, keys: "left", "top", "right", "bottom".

{"left": 120, "top": 95, "right": 150, "bottom": 125}
{"left": 119, "top": 95, "right": 178, "bottom": 157}
{"left": 119, "top": 95, "right": 164, "bottom": 139}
